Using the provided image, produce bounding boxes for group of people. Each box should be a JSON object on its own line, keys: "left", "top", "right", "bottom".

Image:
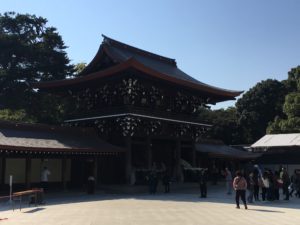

{"left": 146, "top": 169, "right": 171, "bottom": 194}
{"left": 229, "top": 166, "right": 300, "bottom": 209}
{"left": 197, "top": 166, "right": 300, "bottom": 210}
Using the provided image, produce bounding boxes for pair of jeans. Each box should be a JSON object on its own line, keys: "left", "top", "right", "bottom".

{"left": 235, "top": 189, "right": 247, "bottom": 208}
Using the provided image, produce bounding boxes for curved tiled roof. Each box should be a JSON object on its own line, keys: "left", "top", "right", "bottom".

{"left": 0, "top": 121, "right": 124, "bottom": 154}
{"left": 33, "top": 35, "right": 242, "bottom": 101}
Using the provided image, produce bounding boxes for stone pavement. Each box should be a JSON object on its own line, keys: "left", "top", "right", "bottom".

{"left": 0, "top": 183, "right": 300, "bottom": 225}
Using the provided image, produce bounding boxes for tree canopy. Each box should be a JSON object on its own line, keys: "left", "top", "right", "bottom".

{"left": 235, "top": 79, "right": 287, "bottom": 144}
{"left": 0, "top": 12, "right": 74, "bottom": 110}
{"left": 267, "top": 67, "right": 300, "bottom": 134}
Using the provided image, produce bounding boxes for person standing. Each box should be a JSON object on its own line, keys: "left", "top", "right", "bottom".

{"left": 281, "top": 167, "right": 290, "bottom": 200}
{"left": 199, "top": 169, "right": 208, "bottom": 198}
{"left": 41, "top": 166, "right": 51, "bottom": 192}
{"left": 253, "top": 169, "right": 260, "bottom": 201}
{"left": 224, "top": 168, "right": 232, "bottom": 195}
{"left": 162, "top": 170, "right": 171, "bottom": 193}
{"left": 261, "top": 171, "right": 270, "bottom": 201}
{"left": 247, "top": 172, "right": 254, "bottom": 203}
{"left": 233, "top": 170, "right": 248, "bottom": 209}
{"left": 87, "top": 175, "right": 95, "bottom": 194}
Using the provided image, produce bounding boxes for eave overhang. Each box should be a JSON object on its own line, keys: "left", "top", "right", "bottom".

{"left": 32, "top": 58, "right": 242, "bottom": 101}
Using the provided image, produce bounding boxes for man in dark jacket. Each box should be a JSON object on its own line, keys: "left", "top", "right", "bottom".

{"left": 199, "top": 169, "right": 208, "bottom": 198}
{"left": 281, "top": 167, "right": 290, "bottom": 200}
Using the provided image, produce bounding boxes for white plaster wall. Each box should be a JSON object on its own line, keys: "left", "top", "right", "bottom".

{"left": 5, "top": 159, "right": 26, "bottom": 184}
{"left": 31, "top": 158, "right": 42, "bottom": 183}
{"left": 4, "top": 158, "right": 71, "bottom": 184}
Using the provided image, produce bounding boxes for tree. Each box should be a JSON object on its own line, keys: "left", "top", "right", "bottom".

{"left": 283, "top": 66, "right": 300, "bottom": 92}
{"left": 267, "top": 92, "right": 300, "bottom": 133}
{"left": 198, "top": 107, "right": 242, "bottom": 145}
{"left": 236, "top": 79, "right": 287, "bottom": 144}
{"left": 73, "top": 62, "right": 87, "bottom": 77}
{"left": 0, "top": 108, "right": 35, "bottom": 122}
{"left": 0, "top": 12, "right": 74, "bottom": 110}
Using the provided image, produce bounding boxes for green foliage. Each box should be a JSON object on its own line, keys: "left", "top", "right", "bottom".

{"left": 73, "top": 62, "right": 87, "bottom": 77}
{"left": 283, "top": 92, "right": 300, "bottom": 117}
{"left": 236, "top": 79, "right": 287, "bottom": 144}
{"left": 267, "top": 92, "right": 300, "bottom": 133}
{"left": 0, "top": 12, "right": 74, "bottom": 110}
{"left": 0, "top": 108, "right": 36, "bottom": 122}
{"left": 283, "top": 66, "right": 300, "bottom": 92}
{"left": 199, "top": 107, "right": 242, "bottom": 144}
{"left": 267, "top": 116, "right": 300, "bottom": 133}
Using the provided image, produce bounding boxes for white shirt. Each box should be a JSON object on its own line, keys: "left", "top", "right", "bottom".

{"left": 41, "top": 169, "right": 51, "bottom": 182}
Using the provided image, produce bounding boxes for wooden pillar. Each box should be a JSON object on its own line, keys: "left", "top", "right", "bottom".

{"left": 125, "top": 137, "right": 132, "bottom": 184}
{"left": 191, "top": 144, "right": 196, "bottom": 167}
{"left": 175, "top": 139, "right": 182, "bottom": 182}
{"left": 61, "top": 157, "right": 67, "bottom": 191}
{"left": 25, "top": 158, "right": 31, "bottom": 189}
{"left": 0, "top": 157, "right": 5, "bottom": 189}
{"left": 93, "top": 156, "right": 98, "bottom": 187}
{"left": 146, "top": 137, "right": 152, "bottom": 169}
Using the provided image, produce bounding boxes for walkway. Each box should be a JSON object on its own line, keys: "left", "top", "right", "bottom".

{"left": 0, "top": 183, "right": 300, "bottom": 225}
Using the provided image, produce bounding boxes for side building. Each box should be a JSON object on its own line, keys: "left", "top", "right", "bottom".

{"left": 33, "top": 35, "right": 242, "bottom": 184}
{"left": 0, "top": 121, "right": 125, "bottom": 192}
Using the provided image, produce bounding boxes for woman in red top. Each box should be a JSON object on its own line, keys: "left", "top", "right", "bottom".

{"left": 233, "top": 170, "right": 248, "bottom": 209}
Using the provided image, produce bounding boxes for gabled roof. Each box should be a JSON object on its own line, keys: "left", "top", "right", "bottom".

{"left": 33, "top": 35, "right": 242, "bottom": 102}
{"left": 195, "top": 143, "right": 260, "bottom": 159}
{"left": 0, "top": 120, "right": 124, "bottom": 155}
{"left": 251, "top": 133, "right": 300, "bottom": 148}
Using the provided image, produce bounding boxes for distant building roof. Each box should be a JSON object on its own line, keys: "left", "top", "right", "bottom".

{"left": 0, "top": 121, "right": 124, "bottom": 155}
{"left": 33, "top": 35, "right": 242, "bottom": 102}
{"left": 251, "top": 133, "right": 300, "bottom": 148}
{"left": 195, "top": 143, "right": 260, "bottom": 159}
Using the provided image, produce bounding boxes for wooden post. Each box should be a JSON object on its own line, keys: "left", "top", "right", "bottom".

{"left": 125, "top": 137, "right": 132, "bottom": 184}
{"left": 93, "top": 156, "right": 98, "bottom": 187}
{"left": 191, "top": 143, "right": 196, "bottom": 167}
{"left": 147, "top": 137, "right": 152, "bottom": 169}
{"left": 175, "top": 139, "right": 182, "bottom": 182}
{"left": 0, "top": 157, "right": 5, "bottom": 189}
{"left": 25, "top": 158, "right": 32, "bottom": 189}
{"left": 61, "top": 157, "right": 67, "bottom": 191}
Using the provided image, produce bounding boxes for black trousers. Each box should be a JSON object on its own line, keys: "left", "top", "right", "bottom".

{"left": 254, "top": 185, "right": 260, "bottom": 200}
{"left": 235, "top": 190, "right": 247, "bottom": 207}
{"left": 283, "top": 185, "right": 289, "bottom": 200}
{"left": 200, "top": 183, "right": 207, "bottom": 197}
{"left": 164, "top": 183, "right": 170, "bottom": 193}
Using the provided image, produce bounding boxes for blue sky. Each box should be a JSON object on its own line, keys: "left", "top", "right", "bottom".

{"left": 2, "top": 0, "right": 300, "bottom": 109}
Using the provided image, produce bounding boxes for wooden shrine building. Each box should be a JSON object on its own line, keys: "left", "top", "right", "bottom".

{"left": 33, "top": 35, "right": 242, "bottom": 184}
{"left": 0, "top": 120, "right": 125, "bottom": 191}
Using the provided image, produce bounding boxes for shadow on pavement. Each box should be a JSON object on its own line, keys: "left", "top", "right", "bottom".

{"left": 2, "top": 183, "right": 300, "bottom": 211}
{"left": 247, "top": 208, "right": 284, "bottom": 213}
{"left": 23, "top": 207, "right": 46, "bottom": 213}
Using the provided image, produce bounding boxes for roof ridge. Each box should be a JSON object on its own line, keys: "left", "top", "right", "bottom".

{"left": 102, "top": 34, "right": 177, "bottom": 66}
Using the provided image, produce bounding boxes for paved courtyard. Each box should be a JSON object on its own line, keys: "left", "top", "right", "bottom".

{"left": 1, "top": 184, "right": 300, "bottom": 225}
